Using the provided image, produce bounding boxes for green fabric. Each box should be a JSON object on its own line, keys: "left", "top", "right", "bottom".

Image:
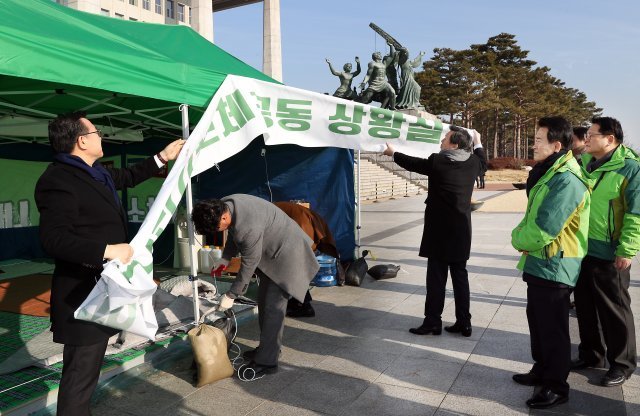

{"left": 580, "top": 145, "right": 640, "bottom": 260}
{"left": 512, "top": 151, "right": 591, "bottom": 286}
{"left": 0, "top": 0, "right": 277, "bottom": 147}
{"left": 0, "top": 0, "right": 274, "bottom": 108}
{"left": 0, "top": 259, "right": 54, "bottom": 281}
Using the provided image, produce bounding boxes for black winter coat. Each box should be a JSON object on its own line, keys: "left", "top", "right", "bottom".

{"left": 34, "top": 157, "right": 160, "bottom": 345}
{"left": 394, "top": 147, "right": 486, "bottom": 262}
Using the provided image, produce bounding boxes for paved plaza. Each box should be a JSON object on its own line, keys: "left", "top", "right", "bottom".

{"left": 91, "top": 191, "right": 640, "bottom": 416}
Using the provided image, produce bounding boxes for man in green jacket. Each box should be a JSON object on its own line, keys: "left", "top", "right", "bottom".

{"left": 571, "top": 117, "right": 640, "bottom": 387}
{"left": 511, "top": 116, "right": 590, "bottom": 409}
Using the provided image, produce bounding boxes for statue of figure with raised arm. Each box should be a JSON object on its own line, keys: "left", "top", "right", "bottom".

{"left": 385, "top": 43, "right": 400, "bottom": 94}
{"left": 396, "top": 46, "right": 425, "bottom": 109}
{"left": 358, "top": 43, "right": 397, "bottom": 110}
{"left": 326, "top": 57, "right": 361, "bottom": 100}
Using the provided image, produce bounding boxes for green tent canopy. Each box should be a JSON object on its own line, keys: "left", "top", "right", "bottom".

{"left": 0, "top": 0, "right": 276, "bottom": 143}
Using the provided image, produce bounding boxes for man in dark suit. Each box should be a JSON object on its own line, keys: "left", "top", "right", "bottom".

{"left": 191, "top": 195, "right": 320, "bottom": 377}
{"left": 35, "top": 111, "right": 184, "bottom": 415}
{"left": 383, "top": 127, "right": 486, "bottom": 337}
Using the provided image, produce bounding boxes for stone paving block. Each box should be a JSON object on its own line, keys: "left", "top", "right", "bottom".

{"left": 280, "top": 338, "right": 341, "bottom": 368}
{"left": 282, "top": 323, "right": 353, "bottom": 347}
{"left": 314, "top": 346, "right": 400, "bottom": 382}
{"left": 376, "top": 355, "right": 463, "bottom": 393}
{"left": 466, "top": 301, "right": 501, "bottom": 327}
{"left": 342, "top": 383, "right": 444, "bottom": 416}
{"left": 94, "top": 360, "right": 196, "bottom": 415}
{"left": 470, "top": 275, "right": 519, "bottom": 298}
{"left": 470, "top": 326, "right": 532, "bottom": 365}
{"left": 335, "top": 334, "right": 411, "bottom": 356}
{"left": 403, "top": 335, "right": 476, "bottom": 364}
{"left": 160, "top": 386, "right": 264, "bottom": 416}
{"left": 448, "top": 363, "right": 532, "bottom": 408}
{"left": 624, "top": 385, "right": 640, "bottom": 415}
{"left": 490, "top": 304, "right": 528, "bottom": 327}
{"left": 436, "top": 394, "right": 529, "bottom": 415}
{"left": 247, "top": 401, "right": 330, "bottom": 416}
{"left": 349, "top": 293, "right": 412, "bottom": 312}
{"left": 274, "top": 371, "right": 370, "bottom": 415}
{"left": 93, "top": 406, "right": 141, "bottom": 416}
{"left": 388, "top": 299, "right": 427, "bottom": 318}
{"left": 284, "top": 315, "right": 355, "bottom": 339}
{"left": 467, "top": 264, "right": 522, "bottom": 279}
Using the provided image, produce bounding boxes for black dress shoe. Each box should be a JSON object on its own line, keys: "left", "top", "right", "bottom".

{"left": 601, "top": 369, "right": 629, "bottom": 387}
{"left": 526, "top": 387, "right": 568, "bottom": 409}
{"left": 444, "top": 322, "right": 472, "bottom": 337}
{"left": 242, "top": 348, "right": 258, "bottom": 361}
{"left": 243, "top": 348, "right": 282, "bottom": 362}
{"left": 239, "top": 361, "right": 278, "bottom": 379}
{"left": 570, "top": 358, "right": 602, "bottom": 370}
{"left": 286, "top": 304, "right": 315, "bottom": 318}
{"left": 409, "top": 324, "right": 442, "bottom": 335}
{"left": 512, "top": 371, "right": 541, "bottom": 386}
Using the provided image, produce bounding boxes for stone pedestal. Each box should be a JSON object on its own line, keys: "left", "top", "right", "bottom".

{"left": 397, "top": 107, "right": 439, "bottom": 121}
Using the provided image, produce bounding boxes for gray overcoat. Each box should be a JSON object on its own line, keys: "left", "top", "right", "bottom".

{"left": 221, "top": 194, "right": 320, "bottom": 302}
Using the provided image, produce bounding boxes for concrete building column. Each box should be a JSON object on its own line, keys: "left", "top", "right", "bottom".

{"left": 66, "top": 0, "right": 100, "bottom": 14}
{"left": 191, "top": 0, "right": 214, "bottom": 42}
{"left": 263, "top": 0, "right": 282, "bottom": 82}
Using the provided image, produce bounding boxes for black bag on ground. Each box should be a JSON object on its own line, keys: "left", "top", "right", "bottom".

{"left": 210, "top": 309, "right": 237, "bottom": 351}
{"left": 368, "top": 264, "right": 400, "bottom": 280}
{"left": 345, "top": 250, "right": 369, "bottom": 287}
{"left": 336, "top": 260, "right": 346, "bottom": 286}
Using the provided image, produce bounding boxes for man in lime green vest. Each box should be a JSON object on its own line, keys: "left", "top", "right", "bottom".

{"left": 571, "top": 117, "right": 640, "bottom": 387}
{"left": 511, "top": 116, "right": 590, "bottom": 409}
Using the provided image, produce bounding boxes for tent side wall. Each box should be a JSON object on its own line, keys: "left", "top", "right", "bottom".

{"left": 0, "top": 139, "right": 356, "bottom": 262}
{"left": 196, "top": 139, "right": 356, "bottom": 261}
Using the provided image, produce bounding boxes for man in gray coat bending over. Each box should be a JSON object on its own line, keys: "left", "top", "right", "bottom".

{"left": 192, "top": 194, "right": 320, "bottom": 376}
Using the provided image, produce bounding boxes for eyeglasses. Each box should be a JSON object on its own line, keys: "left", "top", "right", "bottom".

{"left": 586, "top": 133, "right": 608, "bottom": 139}
{"left": 81, "top": 130, "right": 103, "bottom": 139}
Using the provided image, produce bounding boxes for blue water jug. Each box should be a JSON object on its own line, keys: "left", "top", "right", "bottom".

{"left": 311, "top": 254, "right": 337, "bottom": 287}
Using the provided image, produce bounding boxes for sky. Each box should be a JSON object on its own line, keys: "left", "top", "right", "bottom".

{"left": 212, "top": 0, "right": 640, "bottom": 147}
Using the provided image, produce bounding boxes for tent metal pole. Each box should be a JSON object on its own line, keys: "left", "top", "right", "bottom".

{"left": 356, "top": 149, "right": 361, "bottom": 256}
{"left": 180, "top": 104, "right": 200, "bottom": 324}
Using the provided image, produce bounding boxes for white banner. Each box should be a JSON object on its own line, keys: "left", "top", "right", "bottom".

{"left": 75, "top": 75, "right": 469, "bottom": 340}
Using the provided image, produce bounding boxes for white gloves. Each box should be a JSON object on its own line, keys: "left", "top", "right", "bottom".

{"left": 217, "top": 293, "right": 235, "bottom": 311}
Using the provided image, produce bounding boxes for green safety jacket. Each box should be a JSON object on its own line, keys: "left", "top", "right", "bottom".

{"left": 580, "top": 145, "right": 640, "bottom": 260}
{"left": 511, "top": 152, "right": 591, "bottom": 286}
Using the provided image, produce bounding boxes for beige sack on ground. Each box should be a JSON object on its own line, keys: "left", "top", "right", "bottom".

{"left": 188, "top": 324, "right": 234, "bottom": 386}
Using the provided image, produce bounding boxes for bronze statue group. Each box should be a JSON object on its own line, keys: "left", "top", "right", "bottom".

{"left": 326, "top": 23, "right": 425, "bottom": 110}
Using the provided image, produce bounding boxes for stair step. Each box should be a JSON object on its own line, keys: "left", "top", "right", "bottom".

{"left": 355, "top": 158, "right": 426, "bottom": 200}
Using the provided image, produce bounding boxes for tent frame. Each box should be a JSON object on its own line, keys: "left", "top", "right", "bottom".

{"left": 0, "top": 87, "right": 192, "bottom": 145}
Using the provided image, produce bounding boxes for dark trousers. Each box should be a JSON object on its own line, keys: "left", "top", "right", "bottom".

{"left": 574, "top": 255, "right": 636, "bottom": 375}
{"left": 57, "top": 339, "right": 109, "bottom": 416}
{"left": 255, "top": 271, "right": 289, "bottom": 366}
{"left": 424, "top": 258, "right": 471, "bottom": 326}
{"left": 527, "top": 282, "right": 571, "bottom": 396}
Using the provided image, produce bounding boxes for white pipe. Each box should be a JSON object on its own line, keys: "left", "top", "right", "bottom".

{"left": 180, "top": 104, "right": 200, "bottom": 324}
